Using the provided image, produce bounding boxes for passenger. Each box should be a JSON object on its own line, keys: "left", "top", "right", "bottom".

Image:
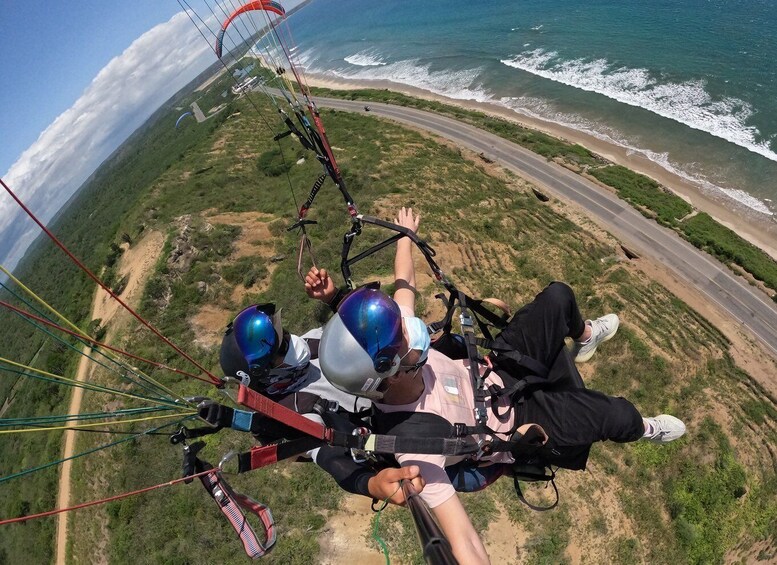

{"left": 316, "top": 207, "right": 686, "bottom": 564}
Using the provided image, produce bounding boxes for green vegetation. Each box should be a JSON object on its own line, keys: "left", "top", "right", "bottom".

{"left": 221, "top": 255, "right": 269, "bottom": 288}
{"left": 1, "top": 69, "right": 775, "bottom": 565}
{"left": 681, "top": 212, "right": 777, "bottom": 293}
{"left": 589, "top": 165, "right": 693, "bottom": 225}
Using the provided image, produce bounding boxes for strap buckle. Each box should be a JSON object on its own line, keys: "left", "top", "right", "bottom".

{"left": 211, "top": 485, "right": 229, "bottom": 506}
{"left": 170, "top": 426, "right": 189, "bottom": 445}
{"left": 476, "top": 438, "right": 494, "bottom": 459}
{"left": 459, "top": 311, "right": 474, "bottom": 330}
{"left": 218, "top": 450, "right": 239, "bottom": 474}
{"left": 350, "top": 427, "right": 375, "bottom": 464}
{"left": 314, "top": 398, "right": 340, "bottom": 415}
{"left": 453, "top": 423, "right": 469, "bottom": 438}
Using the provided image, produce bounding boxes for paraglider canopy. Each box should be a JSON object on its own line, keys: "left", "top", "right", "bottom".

{"left": 215, "top": 1, "right": 286, "bottom": 59}
{"left": 175, "top": 111, "right": 193, "bottom": 129}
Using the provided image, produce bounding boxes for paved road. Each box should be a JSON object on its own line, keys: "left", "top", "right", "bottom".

{"left": 319, "top": 97, "right": 777, "bottom": 359}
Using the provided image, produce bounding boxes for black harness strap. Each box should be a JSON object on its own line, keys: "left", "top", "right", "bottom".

{"left": 236, "top": 436, "right": 325, "bottom": 473}
{"left": 513, "top": 467, "right": 559, "bottom": 512}
{"left": 456, "top": 290, "right": 490, "bottom": 424}
{"left": 296, "top": 173, "right": 328, "bottom": 219}
{"left": 341, "top": 215, "right": 447, "bottom": 289}
{"left": 278, "top": 111, "right": 316, "bottom": 152}
{"left": 364, "top": 434, "right": 481, "bottom": 457}
{"left": 485, "top": 340, "right": 550, "bottom": 378}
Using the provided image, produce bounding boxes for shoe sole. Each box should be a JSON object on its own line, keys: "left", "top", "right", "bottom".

{"left": 574, "top": 320, "right": 619, "bottom": 363}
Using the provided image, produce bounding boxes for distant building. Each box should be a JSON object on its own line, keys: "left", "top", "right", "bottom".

{"left": 190, "top": 102, "right": 206, "bottom": 123}
{"left": 231, "top": 76, "right": 258, "bottom": 95}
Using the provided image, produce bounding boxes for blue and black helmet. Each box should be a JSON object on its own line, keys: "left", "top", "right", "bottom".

{"left": 232, "top": 304, "right": 283, "bottom": 372}
{"left": 220, "top": 304, "right": 295, "bottom": 393}
{"left": 319, "top": 287, "right": 403, "bottom": 400}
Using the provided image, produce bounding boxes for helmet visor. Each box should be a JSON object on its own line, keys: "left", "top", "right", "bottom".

{"left": 338, "top": 288, "right": 402, "bottom": 372}
{"left": 232, "top": 306, "right": 279, "bottom": 370}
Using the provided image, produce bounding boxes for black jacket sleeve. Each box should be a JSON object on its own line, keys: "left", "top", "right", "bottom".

{"left": 314, "top": 445, "right": 374, "bottom": 497}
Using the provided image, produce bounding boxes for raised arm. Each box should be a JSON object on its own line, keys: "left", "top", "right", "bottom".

{"left": 393, "top": 207, "right": 421, "bottom": 313}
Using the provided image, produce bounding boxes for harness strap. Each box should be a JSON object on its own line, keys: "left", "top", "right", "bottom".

{"left": 236, "top": 437, "right": 325, "bottom": 473}
{"left": 341, "top": 215, "right": 447, "bottom": 288}
{"left": 195, "top": 459, "right": 276, "bottom": 558}
{"left": 280, "top": 113, "right": 316, "bottom": 152}
{"left": 513, "top": 471, "right": 559, "bottom": 512}
{"left": 238, "top": 385, "right": 329, "bottom": 440}
{"left": 235, "top": 385, "right": 373, "bottom": 453}
{"left": 485, "top": 339, "right": 550, "bottom": 378}
{"left": 456, "top": 290, "right": 492, "bottom": 425}
{"left": 362, "top": 433, "right": 482, "bottom": 457}
{"left": 236, "top": 384, "right": 543, "bottom": 459}
{"left": 297, "top": 173, "right": 328, "bottom": 219}
{"left": 428, "top": 290, "right": 509, "bottom": 338}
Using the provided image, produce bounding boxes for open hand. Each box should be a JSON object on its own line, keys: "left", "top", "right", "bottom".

{"left": 394, "top": 206, "right": 420, "bottom": 234}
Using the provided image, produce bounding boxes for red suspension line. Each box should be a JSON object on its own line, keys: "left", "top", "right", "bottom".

{"left": 0, "top": 299, "right": 209, "bottom": 384}
{"left": 0, "top": 178, "right": 221, "bottom": 385}
{"left": 0, "top": 469, "right": 216, "bottom": 526}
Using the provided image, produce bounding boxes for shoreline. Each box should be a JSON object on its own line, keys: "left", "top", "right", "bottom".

{"left": 304, "top": 73, "right": 777, "bottom": 262}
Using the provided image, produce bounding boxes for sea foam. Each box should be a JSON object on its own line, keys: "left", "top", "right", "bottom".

{"left": 498, "top": 95, "right": 774, "bottom": 216}
{"left": 302, "top": 48, "right": 774, "bottom": 217}
{"left": 344, "top": 50, "right": 387, "bottom": 67}
{"left": 500, "top": 49, "right": 777, "bottom": 163}
{"left": 320, "top": 58, "right": 490, "bottom": 103}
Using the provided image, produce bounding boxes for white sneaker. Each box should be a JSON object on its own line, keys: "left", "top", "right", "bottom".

{"left": 572, "top": 314, "right": 619, "bottom": 362}
{"left": 643, "top": 415, "right": 686, "bottom": 443}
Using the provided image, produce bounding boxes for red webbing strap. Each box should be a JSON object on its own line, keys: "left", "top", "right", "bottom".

{"left": 198, "top": 469, "right": 276, "bottom": 559}
{"left": 240, "top": 437, "right": 325, "bottom": 473}
{"left": 250, "top": 444, "right": 279, "bottom": 470}
{"left": 237, "top": 385, "right": 330, "bottom": 440}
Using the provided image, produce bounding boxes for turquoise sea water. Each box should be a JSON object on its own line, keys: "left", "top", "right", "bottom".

{"left": 282, "top": 0, "right": 777, "bottom": 218}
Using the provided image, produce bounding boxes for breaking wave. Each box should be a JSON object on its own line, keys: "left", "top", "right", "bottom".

{"left": 500, "top": 49, "right": 777, "bottom": 163}
{"left": 344, "top": 50, "right": 387, "bottom": 67}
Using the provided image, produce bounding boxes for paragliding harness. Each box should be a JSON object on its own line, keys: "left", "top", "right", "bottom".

{"left": 426, "top": 291, "right": 562, "bottom": 510}
{"left": 339, "top": 216, "right": 564, "bottom": 509}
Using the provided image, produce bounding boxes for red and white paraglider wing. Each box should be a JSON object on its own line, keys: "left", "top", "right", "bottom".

{"left": 215, "top": 1, "right": 286, "bottom": 58}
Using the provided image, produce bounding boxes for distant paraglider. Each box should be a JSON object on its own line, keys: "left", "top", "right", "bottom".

{"left": 175, "top": 111, "right": 194, "bottom": 129}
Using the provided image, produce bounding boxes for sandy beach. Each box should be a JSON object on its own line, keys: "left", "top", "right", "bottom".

{"left": 304, "top": 73, "right": 777, "bottom": 262}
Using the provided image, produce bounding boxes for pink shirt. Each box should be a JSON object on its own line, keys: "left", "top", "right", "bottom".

{"left": 376, "top": 348, "right": 516, "bottom": 508}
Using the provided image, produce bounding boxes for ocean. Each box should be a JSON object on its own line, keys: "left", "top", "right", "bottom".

{"left": 282, "top": 0, "right": 777, "bottom": 218}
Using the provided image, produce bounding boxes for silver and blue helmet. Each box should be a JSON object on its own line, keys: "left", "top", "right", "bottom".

{"left": 319, "top": 287, "right": 403, "bottom": 400}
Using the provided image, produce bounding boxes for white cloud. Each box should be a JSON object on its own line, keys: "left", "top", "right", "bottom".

{"left": 0, "top": 10, "right": 216, "bottom": 271}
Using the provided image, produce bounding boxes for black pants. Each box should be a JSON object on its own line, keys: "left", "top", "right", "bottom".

{"left": 501, "top": 282, "right": 645, "bottom": 470}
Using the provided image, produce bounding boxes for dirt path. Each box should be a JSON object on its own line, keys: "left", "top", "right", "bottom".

{"left": 55, "top": 343, "right": 94, "bottom": 565}
{"left": 54, "top": 231, "right": 164, "bottom": 565}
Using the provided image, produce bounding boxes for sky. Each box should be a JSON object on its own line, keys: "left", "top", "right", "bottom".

{"left": 0, "top": 1, "right": 303, "bottom": 272}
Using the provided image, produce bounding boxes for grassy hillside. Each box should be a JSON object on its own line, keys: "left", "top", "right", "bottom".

{"left": 1, "top": 70, "right": 775, "bottom": 565}
{"left": 0, "top": 68, "right": 239, "bottom": 564}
